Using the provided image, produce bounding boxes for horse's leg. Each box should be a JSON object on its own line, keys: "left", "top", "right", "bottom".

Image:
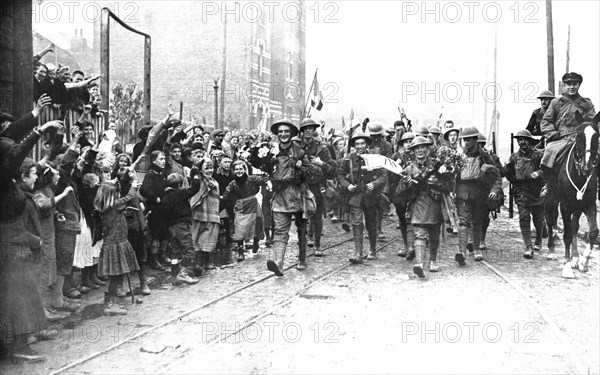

{"left": 560, "top": 202, "right": 572, "bottom": 261}
{"left": 570, "top": 209, "right": 583, "bottom": 268}
{"left": 545, "top": 199, "right": 558, "bottom": 259}
{"left": 579, "top": 203, "right": 598, "bottom": 272}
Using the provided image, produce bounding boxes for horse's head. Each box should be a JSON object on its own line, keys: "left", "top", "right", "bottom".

{"left": 574, "top": 111, "right": 600, "bottom": 175}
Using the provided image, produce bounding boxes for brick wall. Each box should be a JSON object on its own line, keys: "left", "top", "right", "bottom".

{"left": 1, "top": 1, "right": 33, "bottom": 118}
{"left": 77, "top": 1, "right": 305, "bottom": 131}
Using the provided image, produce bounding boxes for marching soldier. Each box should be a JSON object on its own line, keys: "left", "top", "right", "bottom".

{"left": 299, "top": 118, "right": 337, "bottom": 257}
{"left": 263, "top": 119, "right": 309, "bottom": 276}
{"left": 338, "top": 132, "right": 388, "bottom": 263}
{"left": 527, "top": 90, "right": 555, "bottom": 149}
{"left": 504, "top": 130, "right": 546, "bottom": 259}
{"left": 428, "top": 126, "right": 442, "bottom": 148}
{"left": 403, "top": 136, "right": 453, "bottom": 277}
{"left": 391, "top": 132, "right": 416, "bottom": 257}
{"left": 454, "top": 127, "right": 502, "bottom": 265}
{"left": 367, "top": 122, "right": 394, "bottom": 240}
{"left": 541, "top": 72, "right": 596, "bottom": 197}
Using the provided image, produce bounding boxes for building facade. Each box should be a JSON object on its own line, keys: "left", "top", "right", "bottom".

{"left": 80, "top": 1, "right": 306, "bottom": 130}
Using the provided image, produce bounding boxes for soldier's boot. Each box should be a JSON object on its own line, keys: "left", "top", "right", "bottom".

{"left": 297, "top": 240, "right": 307, "bottom": 270}
{"left": 366, "top": 228, "right": 378, "bottom": 260}
{"left": 267, "top": 242, "right": 286, "bottom": 276}
{"left": 412, "top": 240, "right": 426, "bottom": 278}
{"left": 349, "top": 228, "right": 364, "bottom": 264}
{"left": 456, "top": 226, "right": 468, "bottom": 266}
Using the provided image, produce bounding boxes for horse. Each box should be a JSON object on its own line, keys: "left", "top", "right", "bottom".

{"left": 555, "top": 111, "right": 600, "bottom": 273}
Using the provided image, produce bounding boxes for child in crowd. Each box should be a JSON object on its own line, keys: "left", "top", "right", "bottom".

{"left": 94, "top": 177, "right": 140, "bottom": 315}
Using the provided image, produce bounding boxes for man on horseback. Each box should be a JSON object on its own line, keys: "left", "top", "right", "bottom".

{"left": 540, "top": 72, "right": 596, "bottom": 197}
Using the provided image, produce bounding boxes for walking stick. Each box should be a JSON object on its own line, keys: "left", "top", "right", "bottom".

{"left": 126, "top": 273, "right": 135, "bottom": 304}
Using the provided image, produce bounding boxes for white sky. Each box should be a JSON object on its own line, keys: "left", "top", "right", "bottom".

{"left": 33, "top": 1, "right": 600, "bottom": 156}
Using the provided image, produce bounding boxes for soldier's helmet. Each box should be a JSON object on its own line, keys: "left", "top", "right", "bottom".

{"left": 408, "top": 136, "right": 433, "bottom": 149}
{"left": 400, "top": 132, "right": 416, "bottom": 142}
{"left": 459, "top": 127, "right": 480, "bottom": 139}
{"left": 414, "top": 125, "right": 430, "bottom": 137}
{"left": 443, "top": 127, "right": 459, "bottom": 141}
{"left": 477, "top": 133, "right": 487, "bottom": 145}
{"left": 537, "top": 90, "right": 555, "bottom": 99}
{"left": 429, "top": 126, "right": 442, "bottom": 135}
{"left": 349, "top": 131, "right": 372, "bottom": 146}
{"left": 514, "top": 129, "right": 535, "bottom": 141}
{"left": 271, "top": 119, "right": 299, "bottom": 137}
{"left": 367, "top": 122, "right": 385, "bottom": 135}
{"left": 299, "top": 118, "right": 320, "bottom": 132}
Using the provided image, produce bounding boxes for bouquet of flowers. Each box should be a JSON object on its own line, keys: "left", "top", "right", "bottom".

{"left": 247, "top": 137, "right": 278, "bottom": 174}
{"left": 430, "top": 146, "right": 465, "bottom": 181}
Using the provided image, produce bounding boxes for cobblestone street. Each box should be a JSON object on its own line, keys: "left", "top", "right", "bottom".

{"left": 2, "top": 210, "right": 598, "bottom": 375}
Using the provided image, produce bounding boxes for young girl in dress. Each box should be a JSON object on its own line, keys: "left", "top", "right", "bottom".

{"left": 94, "top": 176, "right": 140, "bottom": 315}
{"left": 190, "top": 158, "right": 221, "bottom": 270}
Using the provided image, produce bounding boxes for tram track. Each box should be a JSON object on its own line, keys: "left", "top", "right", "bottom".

{"left": 49, "top": 222, "right": 399, "bottom": 375}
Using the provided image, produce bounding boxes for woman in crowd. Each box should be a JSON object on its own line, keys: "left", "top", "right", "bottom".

{"left": 1, "top": 120, "right": 61, "bottom": 362}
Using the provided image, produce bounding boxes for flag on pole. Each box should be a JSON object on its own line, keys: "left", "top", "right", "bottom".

{"left": 310, "top": 73, "right": 323, "bottom": 111}
{"left": 358, "top": 154, "right": 404, "bottom": 175}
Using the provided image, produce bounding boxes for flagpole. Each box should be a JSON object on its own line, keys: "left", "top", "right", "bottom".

{"left": 303, "top": 68, "right": 318, "bottom": 118}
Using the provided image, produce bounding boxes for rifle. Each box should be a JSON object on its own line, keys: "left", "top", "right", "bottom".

{"left": 508, "top": 132, "right": 514, "bottom": 218}
{"left": 339, "top": 123, "right": 355, "bottom": 232}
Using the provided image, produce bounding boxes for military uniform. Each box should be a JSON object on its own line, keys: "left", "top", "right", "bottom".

{"left": 541, "top": 95, "right": 596, "bottom": 168}
{"left": 301, "top": 119, "right": 337, "bottom": 256}
{"left": 337, "top": 135, "right": 388, "bottom": 262}
{"left": 505, "top": 141, "right": 545, "bottom": 257}
{"left": 455, "top": 127, "right": 502, "bottom": 264}
{"left": 404, "top": 140, "right": 453, "bottom": 276}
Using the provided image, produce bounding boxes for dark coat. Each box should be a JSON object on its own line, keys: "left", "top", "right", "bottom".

{"left": 337, "top": 152, "right": 388, "bottom": 208}
{"left": 161, "top": 177, "right": 200, "bottom": 226}
{"left": 504, "top": 148, "right": 544, "bottom": 206}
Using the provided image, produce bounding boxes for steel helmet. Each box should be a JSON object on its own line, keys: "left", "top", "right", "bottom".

{"left": 414, "top": 125, "right": 430, "bottom": 137}
{"left": 408, "top": 136, "right": 433, "bottom": 149}
{"left": 299, "top": 118, "right": 320, "bottom": 132}
{"left": 367, "top": 122, "right": 385, "bottom": 135}
{"left": 271, "top": 119, "right": 299, "bottom": 137}
{"left": 459, "top": 126, "right": 480, "bottom": 139}
{"left": 349, "top": 131, "right": 372, "bottom": 146}
{"left": 443, "top": 127, "right": 459, "bottom": 141}
{"left": 514, "top": 129, "right": 535, "bottom": 141}
{"left": 477, "top": 133, "right": 487, "bottom": 145}
{"left": 429, "top": 126, "right": 442, "bottom": 135}
{"left": 537, "top": 90, "right": 555, "bottom": 100}
{"left": 400, "top": 132, "right": 416, "bottom": 142}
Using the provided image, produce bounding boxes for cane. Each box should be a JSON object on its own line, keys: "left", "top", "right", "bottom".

{"left": 126, "top": 273, "right": 134, "bottom": 304}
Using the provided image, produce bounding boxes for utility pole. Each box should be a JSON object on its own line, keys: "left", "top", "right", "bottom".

{"left": 213, "top": 78, "right": 220, "bottom": 128}
{"left": 546, "top": 0, "right": 556, "bottom": 94}
{"left": 220, "top": 17, "right": 227, "bottom": 129}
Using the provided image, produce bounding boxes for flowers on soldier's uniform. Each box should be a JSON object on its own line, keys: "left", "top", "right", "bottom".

{"left": 431, "top": 146, "right": 465, "bottom": 177}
